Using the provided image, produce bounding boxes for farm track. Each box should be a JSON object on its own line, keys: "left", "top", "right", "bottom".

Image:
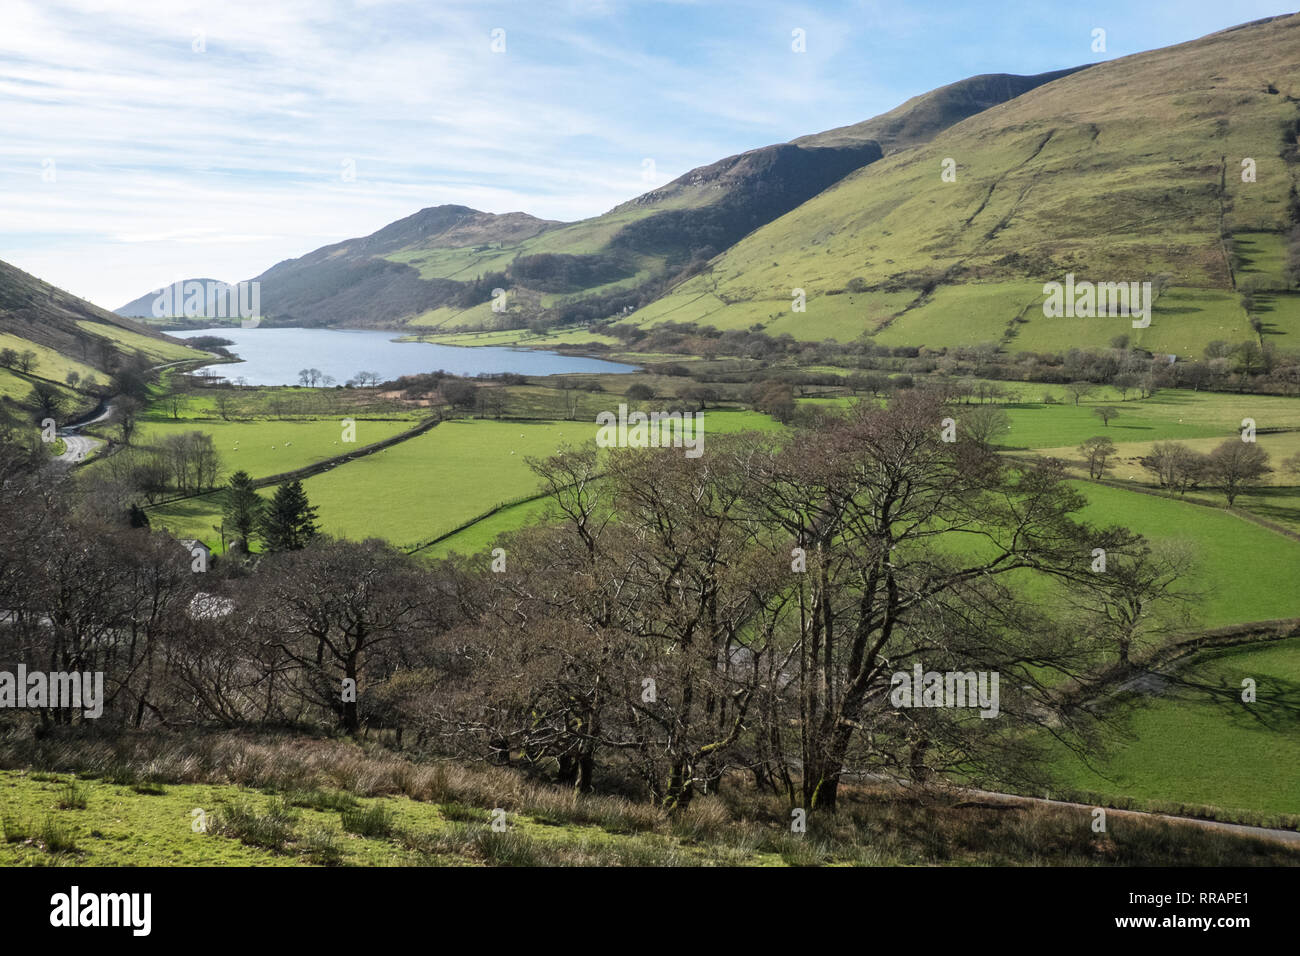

{"left": 843, "top": 765, "right": 1300, "bottom": 846}
{"left": 957, "top": 787, "right": 1300, "bottom": 846}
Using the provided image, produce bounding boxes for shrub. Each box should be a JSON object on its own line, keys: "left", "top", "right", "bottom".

{"left": 57, "top": 780, "right": 87, "bottom": 810}
{"left": 40, "top": 817, "right": 79, "bottom": 854}
{"left": 625, "top": 383, "right": 654, "bottom": 401}
{"left": 217, "top": 798, "right": 299, "bottom": 852}
{"left": 340, "top": 804, "right": 395, "bottom": 838}
{"left": 303, "top": 826, "right": 344, "bottom": 866}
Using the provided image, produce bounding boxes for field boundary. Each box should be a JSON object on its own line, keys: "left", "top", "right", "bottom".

{"left": 405, "top": 492, "right": 548, "bottom": 555}
{"left": 142, "top": 413, "right": 443, "bottom": 508}
{"left": 249, "top": 414, "right": 441, "bottom": 488}
{"left": 1057, "top": 617, "right": 1300, "bottom": 713}
{"left": 1003, "top": 451, "right": 1300, "bottom": 542}
{"left": 406, "top": 470, "right": 611, "bottom": 555}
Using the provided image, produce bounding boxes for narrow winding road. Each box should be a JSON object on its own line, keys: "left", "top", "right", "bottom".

{"left": 55, "top": 400, "right": 112, "bottom": 463}
{"left": 53, "top": 358, "right": 206, "bottom": 465}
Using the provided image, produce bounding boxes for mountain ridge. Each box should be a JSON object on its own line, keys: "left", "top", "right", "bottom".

{"left": 113, "top": 65, "right": 1088, "bottom": 331}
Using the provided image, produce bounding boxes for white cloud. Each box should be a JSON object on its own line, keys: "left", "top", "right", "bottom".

{"left": 3, "top": 0, "right": 1280, "bottom": 308}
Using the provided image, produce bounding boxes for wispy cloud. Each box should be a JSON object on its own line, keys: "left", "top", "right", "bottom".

{"left": 0, "top": 0, "right": 1292, "bottom": 307}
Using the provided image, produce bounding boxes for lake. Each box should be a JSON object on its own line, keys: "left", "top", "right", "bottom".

{"left": 172, "top": 327, "right": 635, "bottom": 386}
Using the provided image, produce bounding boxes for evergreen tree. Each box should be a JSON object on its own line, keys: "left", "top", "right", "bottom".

{"left": 258, "top": 479, "right": 319, "bottom": 552}
{"left": 223, "top": 470, "right": 264, "bottom": 549}
{"left": 127, "top": 503, "right": 151, "bottom": 528}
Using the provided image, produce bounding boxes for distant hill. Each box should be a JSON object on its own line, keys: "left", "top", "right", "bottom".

{"left": 116, "top": 279, "right": 229, "bottom": 319}
{"left": 247, "top": 207, "right": 560, "bottom": 328}
{"left": 622, "top": 14, "right": 1300, "bottom": 352}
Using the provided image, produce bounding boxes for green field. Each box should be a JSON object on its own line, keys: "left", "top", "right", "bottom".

{"left": 132, "top": 418, "right": 417, "bottom": 480}
{"left": 1049, "top": 639, "right": 1300, "bottom": 819}
{"left": 421, "top": 497, "right": 554, "bottom": 559}
{"left": 1234, "top": 231, "right": 1291, "bottom": 289}
{"left": 996, "top": 387, "right": 1300, "bottom": 449}
{"left": 875, "top": 281, "right": 1041, "bottom": 348}
{"left": 1071, "top": 481, "right": 1300, "bottom": 628}
{"left": 1253, "top": 292, "right": 1300, "bottom": 340}
{"left": 295, "top": 420, "right": 593, "bottom": 548}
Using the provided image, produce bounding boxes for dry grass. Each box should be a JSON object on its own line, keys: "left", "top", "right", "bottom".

{"left": 2, "top": 727, "right": 1296, "bottom": 866}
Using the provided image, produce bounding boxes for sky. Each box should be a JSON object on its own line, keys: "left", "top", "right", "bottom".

{"left": 0, "top": 0, "right": 1295, "bottom": 310}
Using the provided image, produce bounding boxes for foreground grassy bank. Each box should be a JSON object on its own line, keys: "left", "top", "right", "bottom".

{"left": 1, "top": 732, "right": 1295, "bottom": 867}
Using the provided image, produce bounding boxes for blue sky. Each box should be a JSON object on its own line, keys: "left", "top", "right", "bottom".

{"left": 0, "top": 0, "right": 1294, "bottom": 309}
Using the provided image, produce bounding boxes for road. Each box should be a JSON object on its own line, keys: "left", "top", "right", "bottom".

{"left": 52, "top": 358, "right": 205, "bottom": 465}
{"left": 56, "top": 432, "right": 103, "bottom": 463}
{"left": 54, "top": 400, "right": 112, "bottom": 464}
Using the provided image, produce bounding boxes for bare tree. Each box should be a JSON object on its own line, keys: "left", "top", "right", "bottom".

{"left": 1065, "top": 381, "right": 1094, "bottom": 405}
{"left": 1078, "top": 435, "right": 1117, "bottom": 478}
{"left": 960, "top": 404, "right": 1010, "bottom": 450}
{"left": 1141, "top": 441, "right": 1206, "bottom": 494}
{"left": 1204, "top": 439, "right": 1272, "bottom": 506}
{"left": 743, "top": 392, "right": 1123, "bottom": 810}
{"left": 1093, "top": 406, "right": 1120, "bottom": 427}
{"left": 256, "top": 538, "right": 447, "bottom": 733}
{"left": 213, "top": 390, "right": 236, "bottom": 421}
{"left": 1069, "top": 542, "right": 1200, "bottom": 665}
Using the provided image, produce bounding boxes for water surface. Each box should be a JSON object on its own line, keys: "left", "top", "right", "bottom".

{"left": 173, "top": 327, "right": 634, "bottom": 386}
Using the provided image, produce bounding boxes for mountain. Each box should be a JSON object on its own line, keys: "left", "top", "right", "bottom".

{"left": 0, "top": 258, "right": 205, "bottom": 393}
{"left": 622, "top": 14, "right": 1300, "bottom": 353}
{"left": 248, "top": 206, "right": 561, "bottom": 328}
{"left": 117, "top": 279, "right": 229, "bottom": 319}
{"left": 792, "top": 67, "right": 1090, "bottom": 153}
{"left": 120, "top": 64, "right": 1081, "bottom": 333}
{"left": 237, "top": 143, "right": 882, "bottom": 330}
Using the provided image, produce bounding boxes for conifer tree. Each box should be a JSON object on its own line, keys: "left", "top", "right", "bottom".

{"left": 258, "top": 479, "right": 319, "bottom": 552}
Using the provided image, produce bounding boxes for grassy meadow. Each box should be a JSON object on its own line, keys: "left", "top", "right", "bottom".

{"left": 1049, "top": 638, "right": 1300, "bottom": 821}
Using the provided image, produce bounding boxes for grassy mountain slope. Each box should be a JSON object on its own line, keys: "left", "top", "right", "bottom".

{"left": 242, "top": 143, "right": 883, "bottom": 330}
{"left": 125, "top": 66, "right": 1084, "bottom": 333}
{"left": 0, "top": 259, "right": 204, "bottom": 380}
{"left": 0, "top": 258, "right": 206, "bottom": 429}
{"left": 792, "top": 67, "right": 1089, "bottom": 152}
{"left": 624, "top": 14, "right": 1300, "bottom": 353}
